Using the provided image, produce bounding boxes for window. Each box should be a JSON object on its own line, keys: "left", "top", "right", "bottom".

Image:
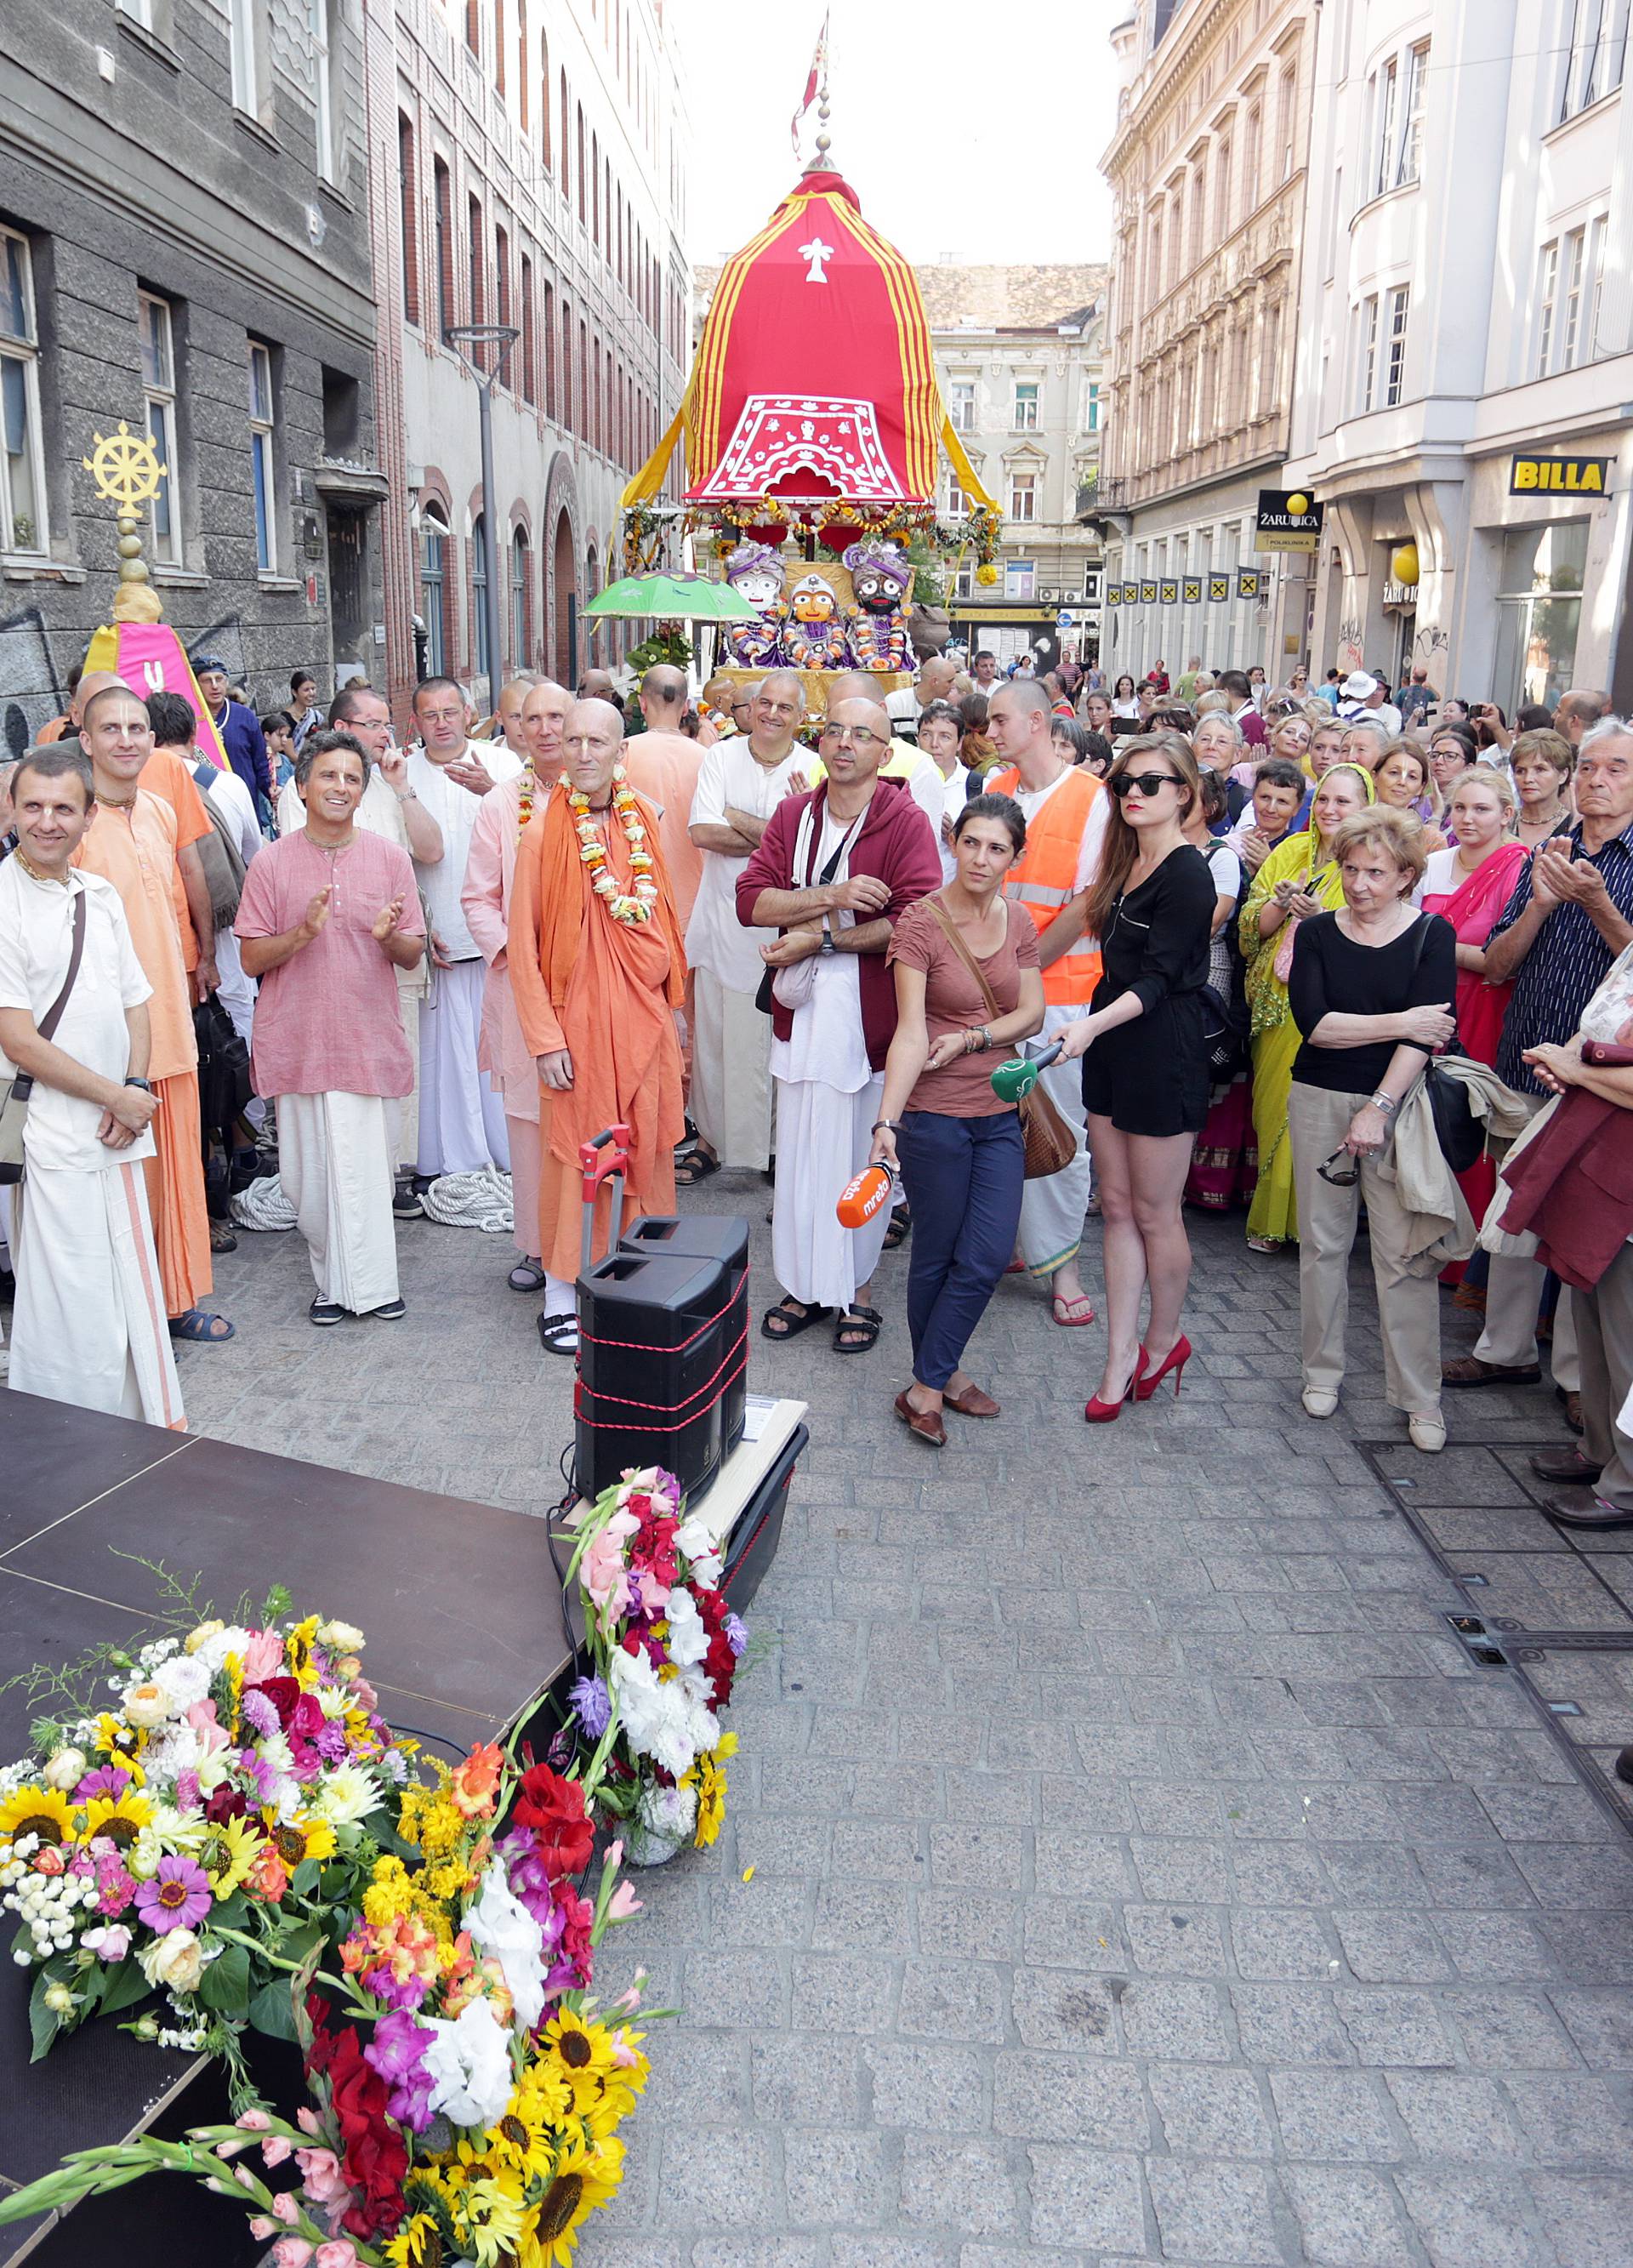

{"left": 1009, "top": 470, "right": 1037, "bottom": 521}
{"left": 1493, "top": 521, "right": 1588, "bottom": 713}
{"left": 543, "top": 278, "right": 556, "bottom": 415}
{"left": 520, "top": 254, "right": 536, "bottom": 402}
{"left": 464, "top": 0, "right": 478, "bottom": 53}
{"left": 1383, "top": 284, "right": 1408, "bottom": 406}
{"left": 1590, "top": 212, "right": 1608, "bottom": 357}
{"left": 953, "top": 561, "right": 974, "bottom": 600}
{"left": 1084, "top": 567, "right": 1101, "bottom": 602}
{"left": 0, "top": 231, "right": 46, "bottom": 554}
{"left": 1083, "top": 378, "right": 1101, "bottom": 432}
{"left": 139, "top": 291, "right": 182, "bottom": 566}
{"left": 1354, "top": 293, "right": 1379, "bottom": 413}
{"left": 1215, "top": 136, "right": 1232, "bottom": 235}
{"left": 1258, "top": 302, "right": 1282, "bottom": 418}
{"left": 1147, "top": 208, "right": 1164, "bottom": 300}
{"left": 1561, "top": 225, "right": 1587, "bottom": 368}
{"left": 1373, "top": 57, "right": 1397, "bottom": 196}
{"left": 1537, "top": 239, "right": 1560, "bottom": 375}
{"left": 945, "top": 472, "right": 969, "bottom": 518}
{"left": 1559, "top": 0, "right": 1631, "bottom": 121}
{"left": 398, "top": 116, "right": 419, "bottom": 326}
{"left": 468, "top": 195, "right": 485, "bottom": 323}
{"left": 540, "top": 31, "right": 552, "bottom": 169}
{"left": 1012, "top": 380, "right": 1039, "bottom": 431}
{"left": 495, "top": 223, "right": 510, "bottom": 362}
{"left": 472, "top": 513, "right": 490, "bottom": 678}
{"left": 229, "top": 0, "right": 259, "bottom": 113}
{"left": 1004, "top": 558, "right": 1035, "bottom": 600}
{"left": 1396, "top": 43, "right": 1427, "bottom": 184}
{"left": 511, "top": 527, "right": 529, "bottom": 667}
{"left": 310, "top": 0, "right": 335, "bottom": 183}
{"left": 434, "top": 159, "right": 452, "bottom": 335}
{"left": 1277, "top": 66, "right": 1296, "bottom": 181}
{"left": 248, "top": 342, "right": 276, "bottom": 573}
{"left": 420, "top": 507, "right": 447, "bottom": 673}
{"left": 948, "top": 379, "right": 976, "bottom": 433}
{"left": 1243, "top": 103, "right": 1260, "bottom": 212}
{"left": 116, "top": 0, "right": 154, "bottom": 22}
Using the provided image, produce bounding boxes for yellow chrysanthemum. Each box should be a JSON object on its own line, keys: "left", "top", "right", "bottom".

{"left": 538, "top": 2011, "right": 619, "bottom": 2117}
{"left": 512, "top": 2058, "right": 575, "bottom": 2134}
{"left": 523, "top": 2134, "right": 622, "bottom": 2266}
{"left": 458, "top": 2172, "right": 527, "bottom": 2268}
{"left": 0, "top": 1786, "right": 76, "bottom": 1849}
{"left": 81, "top": 1788, "right": 155, "bottom": 1850}
{"left": 198, "top": 1812, "right": 263, "bottom": 1897}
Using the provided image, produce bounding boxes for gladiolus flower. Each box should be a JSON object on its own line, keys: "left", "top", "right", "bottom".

{"left": 293, "top": 2147, "right": 348, "bottom": 2205}
{"left": 270, "top": 2243, "right": 315, "bottom": 2268}
{"left": 608, "top": 1880, "right": 642, "bottom": 1921}
{"left": 271, "top": 2191, "right": 300, "bottom": 2224}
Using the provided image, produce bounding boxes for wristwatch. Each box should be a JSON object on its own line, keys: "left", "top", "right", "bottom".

{"left": 396, "top": 788, "right": 417, "bottom": 804}
{"left": 123, "top": 1077, "right": 152, "bottom": 1092}
{"left": 1369, "top": 1091, "right": 1398, "bottom": 1116}
{"left": 819, "top": 919, "right": 836, "bottom": 955}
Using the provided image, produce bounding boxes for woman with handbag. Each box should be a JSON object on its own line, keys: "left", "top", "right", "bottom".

{"left": 1055, "top": 737, "right": 1216, "bottom": 1420}
{"left": 868, "top": 795, "right": 1045, "bottom": 1445}
{"left": 1238, "top": 761, "right": 1377, "bottom": 1253}
{"left": 1286, "top": 806, "right": 1458, "bottom": 1450}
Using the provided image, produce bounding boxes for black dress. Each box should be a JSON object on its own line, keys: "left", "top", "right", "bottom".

{"left": 1081, "top": 842, "right": 1216, "bottom": 1137}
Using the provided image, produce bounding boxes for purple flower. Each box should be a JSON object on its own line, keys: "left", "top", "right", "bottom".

{"left": 311, "top": 1719, "right": 347, "bottom": 1765}
{"left": 568, "top": 1674, "right": 612, "bottom": 1739}
{"left": 134, "top": 1855, "right": 212, "bottom": 1935}
{"left": 95, "top": 1854, "right": 138, "bottom": 1918}
{"left": 362, "top": 2009, "right": 436, "bottom": 2133}
{"left": 724, "top": 1614, "right": 748, "bottom": 1659}
{"left": 74, "top": 1764, "right": 135, "bottom": 1805}
{"left": 174, "top": 1768, "right": 202, "bottom": 1815}
{"left": 498, "top": 1825, "right": 556, "bottom": 1929}
{"left": 236, "top": 1748, "right": 276, "bottom": 1804}
{"left": 239, "top": 1690, "right": 279, "bottom": 1737}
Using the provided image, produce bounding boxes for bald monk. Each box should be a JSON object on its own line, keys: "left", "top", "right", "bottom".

{"left": 461, "top": 676, "right": 571, "bottom": 1293}
{"left": 508, "top": 698, "right": 686, "bottom": 1354}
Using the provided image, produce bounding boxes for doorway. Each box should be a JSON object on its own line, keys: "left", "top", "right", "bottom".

{"left": 552, "top": 510, "right": 578, "bottom": 687}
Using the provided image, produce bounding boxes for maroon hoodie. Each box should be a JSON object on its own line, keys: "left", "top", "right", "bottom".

{"left": 736, "top": 777, "right": 942, "bottom": 1069}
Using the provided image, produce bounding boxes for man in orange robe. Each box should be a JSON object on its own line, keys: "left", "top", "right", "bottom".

{"left": 71, "top": 684, "right": 230, "bottom": 1342}
{"left": 507, "top": 698, "right": 686, "bottom": 1355}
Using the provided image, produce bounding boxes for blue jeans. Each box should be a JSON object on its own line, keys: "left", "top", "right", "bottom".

{"left": 896, "top": 1108, "right": 1025, "bottom": 1389}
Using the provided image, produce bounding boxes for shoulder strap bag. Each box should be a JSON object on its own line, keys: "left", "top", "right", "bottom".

{"left": 0, "top": 886, "right": 88, "bottom": 1183}
{"left": 1405, "top": 911, "right": 1482, "bottom": 1175}
{"left": 926, "top": 896, "right": 1077, "bottom": 1179}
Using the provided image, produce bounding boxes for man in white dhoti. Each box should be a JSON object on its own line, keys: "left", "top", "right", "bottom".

{"left": 738, "top": 698, "right": 942, "bottom": 1350}
{"left": 0, "top": 747, "right": 185, "bottom": 1427}
{"left": 405, "top": 677, "right": 522, "bottom": 1191}
{"left": 236, "top": 732, "right": 425, "bottom": 1325}
{"left": 682, "top": 671, "right": 811, "bottom": 1181}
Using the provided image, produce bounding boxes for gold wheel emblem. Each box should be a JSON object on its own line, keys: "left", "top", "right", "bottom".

{"left": 82, "top": 421, "right": 164, "bottom": 510}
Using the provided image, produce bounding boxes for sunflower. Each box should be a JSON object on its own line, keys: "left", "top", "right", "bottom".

{"left": 81, "top": 1788, "right": 155, "bottom": 1851}
{"left": 384, "top": 2210, "right": 449, "bottom": 2268}
{"left": 265, "top": 1814, "right": 338, "bottom": 1871}
{"left": 689, "top": 1750, "right": 726, "bottom": 1849}
{"left": 486, "top": 2107, "right": 557, "bottom": 2186}
{"left": 523, "top": 2134, "right": 622, "bottom": 2266}
{"left": 457, "top": 2171, "right": 527, "bottom": 2268}
{"left": 90, "top": 1712, "right": 145, "bottom": 1765}
{"left": 538, "top": 2011, "right": 620, "bottom": 2117}
{"left": 0, "top": 1786, "right": 76, "bottom": 1849}
{"left": 198, "top": 1812, "right": 263, "bottom": 1897}
{"left": 284, "top": 1613, "right": 321, "bottom": 1688}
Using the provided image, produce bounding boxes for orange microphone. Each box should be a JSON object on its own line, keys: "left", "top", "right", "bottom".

{"left": 836, "top": 1161, "right": 898, "bottom": 1228}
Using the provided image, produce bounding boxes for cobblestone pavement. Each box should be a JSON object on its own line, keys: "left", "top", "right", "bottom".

{"left": 180, "top": 1180, "right": 1633, "bottom": 2268}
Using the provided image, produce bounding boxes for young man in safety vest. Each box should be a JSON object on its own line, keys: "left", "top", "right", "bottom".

{"left": 985, "top": 679, "right": 1109, "bottom": 1326}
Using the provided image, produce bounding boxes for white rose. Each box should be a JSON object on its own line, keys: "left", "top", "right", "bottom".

{"left": 122, "top": 1684, "right": 171, "bottom": 1729}
{"left": 463, "top": 1859, "right": 546, "bottom": 2032}
{"left": 191, "top": 1625, "right": 249, "bottom": 1678}
{"left": 421, "top": 1998, "right": 515, "bottom": 2128}
{"left": 316, "top": 1619, "right": 364, "bottom": 1654}
{"left": 139, "top": 1927, "right": 204, "bottom": 1996}
{"left": 43, "top": 1749, "right": 88, "bottom": 1793}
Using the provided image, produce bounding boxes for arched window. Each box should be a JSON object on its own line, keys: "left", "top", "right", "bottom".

{"left": 420, "top": 506, "right": 448, "bottom": 675}
{"left": 471, "top": 513, "right": 489, "bottom": 679}
{"left": 541, "top": 32, "right": 551, "bottom": 171}
{"left": 577, "top": 105, "right": 586, "bottom": 220}
{"left": 511, "top": 527, "right": 529, "bottom": 668}
{"left": 560, "top": 72, "right": 570, "bottom": 202}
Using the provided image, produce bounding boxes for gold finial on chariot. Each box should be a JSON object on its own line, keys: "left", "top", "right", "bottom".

{"left": 83, "top": 420, "right": 167, "bottom": 624}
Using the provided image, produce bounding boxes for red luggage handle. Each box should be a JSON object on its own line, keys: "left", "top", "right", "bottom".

{"left": 578, "top": 1124, "right": 631, "bottom": 1278}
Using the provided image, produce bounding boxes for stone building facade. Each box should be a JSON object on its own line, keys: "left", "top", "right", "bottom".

{"left": 371, "top": 0, "right": 691, "bottom": 719}
{"left": 0, "top": 0, "right": 383, "bottom": 748}
{"left": 1096, "top": 0, "right": 1312, "bottom": 687}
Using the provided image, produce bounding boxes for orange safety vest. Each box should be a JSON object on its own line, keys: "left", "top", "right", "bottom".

{"left": 987, "top": 764, "right": 1104, "bottom": 1006}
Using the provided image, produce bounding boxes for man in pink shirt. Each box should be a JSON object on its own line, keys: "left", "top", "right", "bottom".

{"left": 236, "top": 732, "right": 424, "bottom": 1325}
{"left": 621, "top": 665, "right": 705, "bottom": 933}
{"left": 461, "top": 676, "right": 570, "bottom": 1291}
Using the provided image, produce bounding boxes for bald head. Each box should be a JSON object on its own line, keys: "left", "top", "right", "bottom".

{"left": 640, "top": 664, "right": 688, "bottom": 727}
{"left": 819, "top": 696, "right": 892, "bottom": 790}
{"left": 496, "top": 672, "right": 543, "bottom": 752}
{"left": 825, "top": 671, "right": 883, "bottom": 709}
{"left": 987, "top": 676, "right": 1055, "bottom": 774}
{"left": 521, "top": 677, "right": 570, "bottom": 774}
{"left": 578, "top": 669, "right": 618, "bottom": 705}
{"left": 72, "top": 670, "right": 125, "bottom": 726}
{"left": 562, "top": 697, "right": 625, "bottom": 804}
{"left": 916, "top": 657, "right": 958, "bottom": 705}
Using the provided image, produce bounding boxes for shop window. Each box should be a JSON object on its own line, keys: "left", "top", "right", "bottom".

{"left": 1492, "top": 520, "right": 1588, "bottom": 716}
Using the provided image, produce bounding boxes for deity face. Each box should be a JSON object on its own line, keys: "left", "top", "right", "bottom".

{"left": 792, "top": 584, "right": 837, "bottom": 624}
{"left": 735, "top": 567, "right": 784, "bottom": 611}
{"left": 852, "top": 570, "right": 898, "bottom": 613}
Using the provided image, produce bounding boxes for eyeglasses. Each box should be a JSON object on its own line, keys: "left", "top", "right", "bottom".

{"left": 1109, "top": 771, "right": 1183, "bottom": 799}
{"left": 821, "top": 725, "right": 885, "bottom": 747}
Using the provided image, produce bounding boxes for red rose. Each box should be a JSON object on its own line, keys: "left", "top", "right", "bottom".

{"left": 323, "top": 2023, "right": 408, "bottom": 2240}
{"left": 512, "top": 1764, "right": 594, "bottom": 1879}
{"left": 243, "top": 1676, "right": 300, "bottom": 1729}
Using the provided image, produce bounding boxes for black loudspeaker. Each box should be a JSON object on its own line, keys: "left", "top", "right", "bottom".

{"left": 620, "top": 1214, "right": 749, "bottom": 1461}
{"left": 575, "top": 1241, "right": 742, "bottom": 1505}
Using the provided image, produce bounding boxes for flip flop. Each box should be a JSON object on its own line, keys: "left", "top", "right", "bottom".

{"left": 1051, "top": 1293, "right": 1096, "bottom": 1328}
{"left": 760, "top": 1297, "right": 832, "bottom": 1342}
{"left": 882, "top": 1203, "right": 912, "bottom": 1251}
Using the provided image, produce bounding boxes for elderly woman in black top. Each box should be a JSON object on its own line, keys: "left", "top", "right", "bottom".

{"left": 1287, "top": 805, "right": 1458, "bottom": 1452}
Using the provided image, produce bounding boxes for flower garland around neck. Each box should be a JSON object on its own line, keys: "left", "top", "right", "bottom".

{"left": 572, "top": 764, "right": 659, "bottom": 923}
{"left": 515, "top": 748, "right": 537, "bottom": 838}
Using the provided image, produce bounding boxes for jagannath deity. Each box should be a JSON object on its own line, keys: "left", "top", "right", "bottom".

{"left": 843, "top": 539, "right": 912, "bottom": 673}
{"left": 782, "top": 572, "right": 851, "bottom": 670}
{"left": 720, "top": 541, "right": 788, "bottom": 666}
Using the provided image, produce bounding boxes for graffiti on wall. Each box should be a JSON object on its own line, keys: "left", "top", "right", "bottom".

{"left": 0, "top": 605, "right": 67, "bottom": 755}
{"left": 1336, "top": 615, "right": 1366, "bottom": 675}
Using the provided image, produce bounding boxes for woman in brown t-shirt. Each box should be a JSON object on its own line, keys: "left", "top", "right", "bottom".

{"left": 869, "top": 795, "right": 1045, "bottom": 1445}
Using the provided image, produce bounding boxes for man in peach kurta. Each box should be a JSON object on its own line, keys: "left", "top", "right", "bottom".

{"left": 507, "top": 699, "right": 686, "bottom": 1355}
{"left": 70, "top": 686, "right": 229, "bottom": 1342}
{"left": 460, "top": 677, "right": 570, "bottom": 1290}
{"left": 620, "top": 666, "right": 705, "bottom": 932}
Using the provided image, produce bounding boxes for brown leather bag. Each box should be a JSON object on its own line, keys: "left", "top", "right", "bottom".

{"left": 926, "top": 898, "right": 1078, "bottom": 1179}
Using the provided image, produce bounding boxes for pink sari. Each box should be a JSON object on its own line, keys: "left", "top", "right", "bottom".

{"left": 1421, "top": 840, "right": 1528, "bottom": 1230}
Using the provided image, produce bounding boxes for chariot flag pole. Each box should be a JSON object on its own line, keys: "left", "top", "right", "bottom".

{"left": 791, "top": 10, "right": 831, "bottom": 162}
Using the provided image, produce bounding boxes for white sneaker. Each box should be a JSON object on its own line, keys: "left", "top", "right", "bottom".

{"left": 1408, "top": 1410, "right": 1446, "bottom": 1453}
{"left": 1301, "top": 1386, "right": 1339, "bottom": 1420}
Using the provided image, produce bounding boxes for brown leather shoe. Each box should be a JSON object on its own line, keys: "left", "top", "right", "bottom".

{"left": 1442, "top": 1354, "right": 1542, "bottom": 1388}
{"left": 894, "top": 1389, "right": 947, "bottom": 1448}
{"left": 1531, "top": 1446, "right": 1604, "bottom": 1485}
{"left": 942, "top": 1382, "right": 1000, "bottom": 1419}
{"left": 1545, "top": 1490, "right": 1633, "bottom": 1530}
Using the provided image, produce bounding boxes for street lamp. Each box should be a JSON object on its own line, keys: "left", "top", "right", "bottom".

{"left": 445, "top": 322, "right": 519, "bottom": 708}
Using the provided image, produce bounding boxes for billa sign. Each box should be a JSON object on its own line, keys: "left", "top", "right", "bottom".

{"left": 1510, "top": 453, "right": 1609, "bottom": 496}
{"left": 1255, "top": 488, "right": 1324, "bottom": 553}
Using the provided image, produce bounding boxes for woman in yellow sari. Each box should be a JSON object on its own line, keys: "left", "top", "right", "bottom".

{"left": 1238, "top": 761, "right": 1376, "bottom": 1251}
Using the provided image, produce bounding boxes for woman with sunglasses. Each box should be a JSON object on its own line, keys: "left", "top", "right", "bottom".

{"left": 1238, "top": 761, "right": 1378, "bottom": 1253}
{"left": 1057, "top": 735, "right": 1216, "bottom": 1420}
{"left": 1286, "top": 806, "right": 1457, "bottom": 1451}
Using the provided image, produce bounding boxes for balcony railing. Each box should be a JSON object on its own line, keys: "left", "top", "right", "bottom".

{"left": 1079, "top": 476, "right": 1127, "bottom": 519}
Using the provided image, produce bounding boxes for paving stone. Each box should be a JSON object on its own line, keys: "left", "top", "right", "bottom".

{"left": 865, "top": 2043, "right": 988, "bottom": 2133}
{"left": 1501, "top": 2075, "right": 1633, "bottom": 2167}
{"left": 1334, "top": 1989, "right": 1456, "bottom": 2068}
{"left": 1281, "top": 2165, "right": 1414, "bottom": 2266}
{"left": 897, "top": 1960, "right": 1007, "bottom": 2045}
{"left": 1145, "top": 2156, "right": 1283, "bottom": 2264}
{"left": 1395, "top": 2169, "right": 1556, "bottom": 2267}
{"left": 1008, "top": 1969, "right": 1119, "bottom": 2054}
{"left": 1232, "top": 1906, "right": 1337, "bottom": 1980}
{"left": 1270, "top": 2070, "right": 1398, "bottom": 2163}
{"left": 1445, "top": 1987, "right": 1583, "bottom": 2071}
{"left": 656, "top": 2125, "right": 778, "bottom": 2227}
{"left": 1525, "top": 2177, "right": 1633, "bottom": 2268}
{"left": 1385, "top": 2071, "right": 1526, "bottom": 2163}
{"left": 1120, "top": 1978, "right": 1235, "bottom": 2061}
{"left": 1232, "top": 1985, "right": 1353, "bottom": 2066}
{"left": 1149, "top": 2065, "right": 1274, "bottom": 2157}
{"left": 992, "top": 2053, "right": 1149, "bottom": 2146}
{"left": 1332, "top": 1908, "right": 1454, "bottom": 1983}
{"left": 1026, "top": 2145, "right": 1147, "bottom": 2252}
{"left": 1124, "top": 1901, "right": 1232, "bottom": 1977}
{"left": 897, "top": 2136, "right": 1021, "bottom": 2241}
{"left": 782, "top": 2131, "right": 891, "bottom": 2229}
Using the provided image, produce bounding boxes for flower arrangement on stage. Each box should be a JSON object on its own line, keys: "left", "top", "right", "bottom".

{"left": 569, "top": 769, "right": 660, "bottom": 926}
{"left": 558, "top": 1467, "right": 748, "bottom": 1865}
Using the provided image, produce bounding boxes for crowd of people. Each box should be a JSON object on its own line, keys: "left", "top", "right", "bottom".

{"left": 0, "top": 641, "right": 1629, "bottom": 1534}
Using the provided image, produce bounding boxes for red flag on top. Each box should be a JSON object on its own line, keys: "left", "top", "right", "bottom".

{"left": 790, "top": 10, "right": 830, "bottom": 160}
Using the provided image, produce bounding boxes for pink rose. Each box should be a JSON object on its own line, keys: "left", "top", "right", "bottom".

{"left": 270, "top": 2243, "right": 315, "bottom": 2268}
{"left": 185, "top": 1699, "right": 232, "bottom": 1756}
{"left": 241, "top": 1630, "right": 286, "bottom": 1683}
{"left": 293, "top": 2147, "right": 348, "bottom": 2205}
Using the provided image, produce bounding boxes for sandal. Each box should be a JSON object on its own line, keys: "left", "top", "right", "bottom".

{"left": 834, "top": 1304, "right": 882, "bottom": 1353}
{"left": 1247, "top": 1235, "right": 1280, "bottom": 1255}
{"left": 674, "top": 1150, "right": 720, "bottom": 1188}
{"left": 208, "top": 1219, "right": 238, "bottom": 1254}
{"left": 537, "top": 1310, "right": 579, "bottom": 1357}
{"left": 168, "top": 1308, "right": 235, "bottom": 1343}
{"left": 508, "top": 1258, "right": 547, "bottom": 1293}
{"left": 760, "top": 1297, "right": 832, "bottom": 1342}
{"left": 882, "top": 1203, "right": 912, "bottom": 1251}
{"left": 1051, "top": 1293, "right": 1096, "bottom": 1328}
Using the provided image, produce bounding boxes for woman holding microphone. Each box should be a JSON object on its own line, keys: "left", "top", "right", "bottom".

{"left": 1056, "top": 734, "right": 1217, "bottom": 1421}
{"left": 869, "top": 795, "right": 1045, "bottom": 1446}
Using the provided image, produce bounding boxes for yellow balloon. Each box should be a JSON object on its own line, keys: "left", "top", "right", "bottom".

{"left": 1391, "top": 541, "right": 1420, "bottom": 587}
{"left": 1285, "top": 492, "right": 1309, "bottom": 519}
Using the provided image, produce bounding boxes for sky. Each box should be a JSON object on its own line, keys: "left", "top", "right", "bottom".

{"left": 669, "top": 0, "right": 1121, "bottom": 271}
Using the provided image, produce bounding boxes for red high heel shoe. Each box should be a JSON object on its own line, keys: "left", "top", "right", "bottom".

{"left": 1086, "top": 1353, "right": 1143, "bottom": 1424}
{"left": 1133, "top": 1334, "right": 1192, "bottom": 1401}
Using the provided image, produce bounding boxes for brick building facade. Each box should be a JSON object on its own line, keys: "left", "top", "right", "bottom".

{"left": 0, "top": 0, "right": 383, "bottom": 749}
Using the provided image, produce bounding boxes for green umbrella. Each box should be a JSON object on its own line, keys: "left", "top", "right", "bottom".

{"left": 585, "top": 572, "right": 760, "bottom": 622}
